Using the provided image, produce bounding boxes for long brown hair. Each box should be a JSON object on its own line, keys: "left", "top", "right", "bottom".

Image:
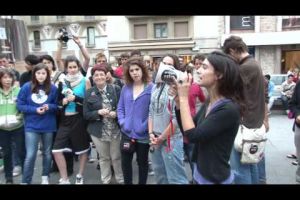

{"left": 123, "top": 57, "right": 150, "bottom": 85}
{"left": 31, "top": 63, "right": 51, "bottom": 95}
{"left": 206, "top": 51, "right": 245, "bottom": 116}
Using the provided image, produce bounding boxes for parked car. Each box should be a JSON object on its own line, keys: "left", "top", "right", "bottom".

{"left": 270, "top": 74, "right": 288, "bottom": 106}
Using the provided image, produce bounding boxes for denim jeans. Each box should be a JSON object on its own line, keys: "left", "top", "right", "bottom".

{"left": 151, "top": 134, "right": 188, "bottom": 184}
{"left": 230, "top": 147, "right": 259, "bottom": 184}
{"left": 257, "top": 153, "right": 266, "bottom": 184}
{"left": 22, "top": 132, "right": 53, "bottom": 184}
{"left": 0, "top": 127, "right": 25, "bottom": 182}
{"left": 281, "top": 95, "right": 290, "bottom": 110}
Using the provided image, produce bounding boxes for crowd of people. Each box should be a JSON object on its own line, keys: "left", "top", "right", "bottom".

{"left": 0, "top": 34, "right": 298, "bottom": 184}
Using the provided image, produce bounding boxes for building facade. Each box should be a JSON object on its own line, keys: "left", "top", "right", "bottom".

{"left": 14, "top": 16, "right": 108, "bottom": 72}
{"left": 11, "top": 16, "right": 300, "bottom": 75}
{"left": 221, "top": 16, "right": 300, "bottom": 74}
{"left": 107, "top": 16, "right": 221, "bottom": 65}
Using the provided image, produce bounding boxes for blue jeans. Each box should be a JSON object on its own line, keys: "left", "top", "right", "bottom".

{"left": 230, "top": 148, "right": 259, "bottom": 184}
{"left": 22, "top": 132, "right": 53, "bottom": 184}
{"left": 257, "top": 153, "right": 266, "bottom": 183}
{"left": 0, "top": 127, "right": 25, "bottom": 181}
{"left": 151, "top": 134, "right": 188, "bottom": 184}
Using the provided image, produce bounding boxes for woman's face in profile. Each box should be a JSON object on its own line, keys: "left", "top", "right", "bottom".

{"left": 197, "top": 58, "right": 217, "bottom": 88}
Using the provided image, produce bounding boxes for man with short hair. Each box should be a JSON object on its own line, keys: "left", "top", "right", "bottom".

{"left": 0, "top": 54, "right": 20, "bottom": 84}
{"left": 223, "top": 35, "right": 269, "bottom": 184}
{"left": 114, "top": 53, "right": 129, "bottom": 79}
{"left": 19, "top": 54, "right": 40, "bottom": 87}
{"left": 281, "top": 74, "right": 296, "bottom": 114}
{"left": 264, "top": 74, "right": 275, "bottom": 114}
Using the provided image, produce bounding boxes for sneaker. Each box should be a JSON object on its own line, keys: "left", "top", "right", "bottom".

{"left": 59, "top": 178, "right": 70, "bottom": 184}
{"left": 13, "top": 166, "right": 22, "bottom": 177}
{"left": 88, "top": 158, "right": 97, "bottom": 163}
{"left": 292, "top": 160, "right": 298, "bottom": 166}
{"left": 41, "top": 176, "right": 49, "bottom": 184}
{"left": 287, "top": 154, "right": 297, "bottom": 159}
{"left": 148, "top": 166, "right": 155, "bottom": 176}
{"left": 75, "top": 174, "right": 84, "bottom": 184}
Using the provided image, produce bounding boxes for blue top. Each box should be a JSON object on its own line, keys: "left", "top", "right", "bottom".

{"left": 17, "top": 82, "right": 58, "bottom": 133}
{"left": 64, "top": 78, "right": 86, "bottom": 113}
{"left": 149, "top": 84, "right": 181, "bottom": 136}
{"left": 268, "top": 81, "right": 275, "bottom": 97}
{"left": 117, "top": 83, "right": 153, "bottom": 140}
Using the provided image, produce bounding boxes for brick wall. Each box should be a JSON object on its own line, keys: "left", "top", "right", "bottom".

{"left": 260, "top": 16, "right": 277, "bottom": 32}
{"left": 258, "top": 46, "right": 277, "bottom": 74}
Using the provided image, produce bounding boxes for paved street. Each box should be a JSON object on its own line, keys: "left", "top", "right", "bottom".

{"left": 0, "top": 112, "right": 299, "bottom": 184}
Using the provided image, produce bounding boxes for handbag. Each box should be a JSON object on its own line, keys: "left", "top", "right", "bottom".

{"left": 234, "top": 124, "right": 267, "bottom": 164}
{"left": 120, "top": 134, "right": 136, "bottom": 153}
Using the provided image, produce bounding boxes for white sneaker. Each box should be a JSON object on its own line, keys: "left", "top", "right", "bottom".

{"left": 59, "top": 178, "right": 70, "bottom": 184}
{"left": 88, "top": 158, "right": 97, "bottom": 163}
{"left": 75, "top": 174, "right": 84, "bottom": 184}
{"left": 13, "top": 166, "right": 22, "bottom": 177}
{"left": 41, "top": 176, "right": 49, "bottom": 184}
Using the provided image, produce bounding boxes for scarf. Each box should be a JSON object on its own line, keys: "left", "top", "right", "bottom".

{"left": 65, "top": 72, "right": 84, "bottom": 88}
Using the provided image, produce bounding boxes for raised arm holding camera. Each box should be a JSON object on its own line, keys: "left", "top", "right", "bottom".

{"left": 56, "top": 28, "right": 90, "bottom": 74}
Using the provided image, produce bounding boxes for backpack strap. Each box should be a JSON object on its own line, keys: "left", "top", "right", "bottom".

{"left": 52, "top": 71, "right": 63, "bottom": 84}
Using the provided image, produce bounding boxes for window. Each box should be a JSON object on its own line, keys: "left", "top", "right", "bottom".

{"left": 31, "top": 16, "right": 39, "bottom": 22}
{"left": 57, "top": 16, "right": 66, "bottom": 21}
{"left": 282, "top": 16, "right": 300, "bottom": 28}
{"left": 154, "top": 23, "right": 167, "bottom": 38}
{"left": 33, "top": 31, "right": 41, "bottom": 48}
{"left": 230, "top": 16, "right": 255, "bottom": 30}
{"left": 87, "top": 27, "right": 95, "bottom": 46}
{"left": 134, "top": 24, "right": 147, "bottom": 39}
{"left": 248, "top": 46, "right": 255, "bottom": 57}
{"left": 174, "top": 22, "right": 188, "bottom": 37}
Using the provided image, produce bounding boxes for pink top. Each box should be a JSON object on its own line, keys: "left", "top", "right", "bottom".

{"left": 188, "top": 83, "right": 205, "bottom": 117}
{"left": 114, "top": 65, "right": 123, "bottom": 79}
{"left": 184, "top": 83, "right": 206, "bottom": 144}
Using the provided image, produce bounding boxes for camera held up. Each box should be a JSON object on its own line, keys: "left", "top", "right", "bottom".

{"left": 155, "top": 62, "right": 187, "bottom": 85}
{"left": 58, "top": 27, "right": 73, "bottom": 43}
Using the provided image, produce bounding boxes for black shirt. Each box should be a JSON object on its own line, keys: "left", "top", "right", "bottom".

{"left": 19, "top": 71, "right": 32, "bottom": 87}
{"left": 176, "top": 100, "right": 240, "bottom": 183}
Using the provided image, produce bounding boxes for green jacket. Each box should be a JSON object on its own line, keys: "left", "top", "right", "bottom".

{"left": 0, "top": 86, "right": 23, "bottom": 131}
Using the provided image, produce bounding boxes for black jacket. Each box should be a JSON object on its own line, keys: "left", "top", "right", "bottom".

{"left": 83, "top": 84, "right": 121, "bottom": 138}
{"left": 176, "top": 100, "right": 240, "bottom": 183}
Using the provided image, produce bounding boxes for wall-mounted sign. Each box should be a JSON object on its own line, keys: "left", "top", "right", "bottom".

{"left": 230, "top": 16, "right": 255, "bottom": 30}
